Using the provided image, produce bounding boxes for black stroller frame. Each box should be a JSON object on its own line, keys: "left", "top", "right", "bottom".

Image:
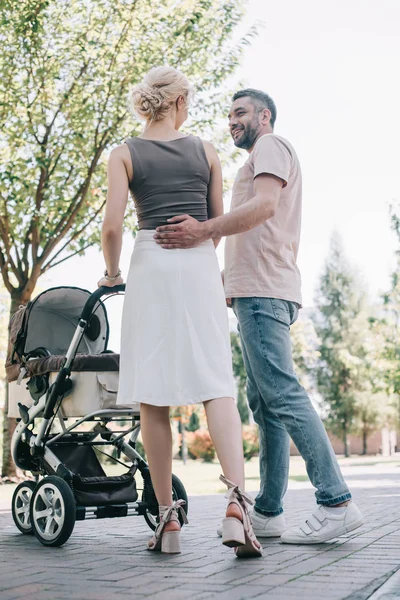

{"left": 9, "top": 285, "right": 188, "bottom": 546}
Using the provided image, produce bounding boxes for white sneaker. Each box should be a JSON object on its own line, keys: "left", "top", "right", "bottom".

{"left": 217, "top": 510, "right": 286, "bottom": 538}
{"left": 280, "top": 502, "right": 364, "bottom": 544}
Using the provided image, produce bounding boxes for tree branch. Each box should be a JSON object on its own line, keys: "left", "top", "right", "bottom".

{"left": 22, "top": 224, "right": 32, "bottom": 278}
{"left": 47, "top": 139, "right": 68, "bottom": 178}
{"left": 31, "top": 163, "right": 48, "bottom": 261}
{"left": 26, "top": 107, "right": 42, "bottom": 145}
{"left": 0, "top": 216, "right": 24, "bottom": 285}
{"left": 40, "top": 142, "right": 107, "bottom": 262}
{"left": 9, "top": 231, "right": 23, "bottom": 274}
{"left": 41, "top": 200, "right": 106, "bottom": 271}
{"left": 94, "top": 19, "right": 132, "bottom": 146}
{"left": 41, "top": 243, "right": 95, "bottom": 272}
{"left": 0, "top": 246, "right": 15, "bottom": 294}
{"left": 43, "top": 68, "right": 86, "bottom": 144}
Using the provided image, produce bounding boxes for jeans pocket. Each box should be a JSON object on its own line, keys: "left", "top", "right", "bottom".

{"left": 290, "top": 303, "right": 299, "bottom": 325}
{"left": 270, "top": 299, "right": 291, "bottom": 326}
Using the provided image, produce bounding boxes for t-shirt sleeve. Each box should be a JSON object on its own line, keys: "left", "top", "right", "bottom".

{"left": 252, "top": 135, "right": 292, "bottom": 188}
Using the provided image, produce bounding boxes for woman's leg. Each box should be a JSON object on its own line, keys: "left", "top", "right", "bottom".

{"left": 140, "top": 403, "right": 179, "bottom": 531}
{"left": 204, "top": 397, "right": 245, "bottom": 489}
{"left": 204, "top": 397, "right": 247, "bottom": 524}
{"left": 204, "top": 397, "right": 261, "bottom": 551}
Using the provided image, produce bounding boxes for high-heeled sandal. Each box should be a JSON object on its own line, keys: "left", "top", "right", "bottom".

{"left": 147, "top": 499, "right": 188, "bottom": 554}
{"left": 220, "top": 475, "right": 263, "bottom": 558}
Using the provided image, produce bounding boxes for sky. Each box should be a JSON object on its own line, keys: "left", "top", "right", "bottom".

{"left": 235, "top": 0, "right": 400, "bottom": 305}
{"left": 42, "top": 0, "right": 400, "bottom": 346}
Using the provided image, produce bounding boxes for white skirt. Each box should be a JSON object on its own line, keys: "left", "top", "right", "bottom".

{"left": 117, "top": 230, "right": 235, "bottom": 407}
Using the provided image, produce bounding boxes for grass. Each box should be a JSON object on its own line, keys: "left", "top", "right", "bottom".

{"left": 2, "top": 453, "right": 400, "bottom": 509}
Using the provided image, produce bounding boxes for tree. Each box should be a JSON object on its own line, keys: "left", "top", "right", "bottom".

{"left": 369, "top": 202, "right": 400, "bottom": 437}
{"left": 314, "top": 233, "right": 368, "bottom": 457}
{"left": 0, "top": 286, "right": 9, "bottom": 476}
{"left": 186, "top": 410, "right": 200, "bottom": 432}
{"left": 354, "top": 302, "right": 397, "bottom": 454}
{"left": 355, "top": 392, "right": 394, "bottom": 455}
{"left": 230, "top": 332, "right": 249, "bottom": 424}
{"left": 0, "top": 0, "right": 258, "bottom": 476}
{"left": 290, "top": 314, "right": 320, "bottom": 395}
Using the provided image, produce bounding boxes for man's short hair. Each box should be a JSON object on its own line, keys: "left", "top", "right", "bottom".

{"left": 232, "top": 89, "right": 277, "bottom": 129}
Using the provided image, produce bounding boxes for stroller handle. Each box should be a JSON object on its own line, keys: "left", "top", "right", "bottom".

{"left": 81, "top": 284, "right": 126, "bottom": 322}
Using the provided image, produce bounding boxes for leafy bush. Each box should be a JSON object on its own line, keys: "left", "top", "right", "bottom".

{"left": 242, "top": 425, "right": 259, "bottom": 461}
{"left": 187, "top": 430, "right": 216, "bottom": 462}
{"left": 134, "top": 439, "right": 146, "bottom": 460}
{"left": 186, "top": 411, "right": 201, "bottom": 432}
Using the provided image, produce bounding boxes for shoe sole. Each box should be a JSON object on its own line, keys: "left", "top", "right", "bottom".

{"left": 217, "top": 529, "right": 285, "bottom": 538}
{"left": 254, "top": 529, "right": 285, "bottom": 538}
{"left": 281, "top": 517, "right": 364, "bottom": 545}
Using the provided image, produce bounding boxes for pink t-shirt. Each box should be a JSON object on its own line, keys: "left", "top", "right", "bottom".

{"left": 224, "top": 133, "right": 302, "bottom": 306}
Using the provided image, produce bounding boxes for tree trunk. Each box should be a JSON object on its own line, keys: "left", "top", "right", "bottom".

{"left": 1, "top": 293, "right": 30, "bottom": 478}
{"left": 1, "top": 382, "right": 17, "bottom": 478}
{"left": 362, "top": 425, "right": 368, "bottom": 456}
{"left": 343, "top": 422, "right": 350, "bottom": 458}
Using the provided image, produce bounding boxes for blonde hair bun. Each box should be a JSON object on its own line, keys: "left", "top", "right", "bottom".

{"left": 130, "top": 66, "right": 192, "bottom": 122}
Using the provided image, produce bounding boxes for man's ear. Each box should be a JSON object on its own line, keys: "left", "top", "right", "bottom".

{"left": 260, "top": 108, "right": 272, "bottom": 125}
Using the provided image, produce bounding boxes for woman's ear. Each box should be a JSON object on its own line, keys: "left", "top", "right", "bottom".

{"left": 176, "top": 95, "right": 185, "bottom": 110}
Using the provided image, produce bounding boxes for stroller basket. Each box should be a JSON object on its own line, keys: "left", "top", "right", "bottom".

{"left": 73, "top": 472, "right": 138, "bottom": 506}
{"left": 50, "top": 444, "right": 138, "bottom": 506}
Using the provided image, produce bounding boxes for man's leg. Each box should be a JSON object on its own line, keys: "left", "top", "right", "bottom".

{"left": 238, "top": 323, "right": 290, "bottom": 517}
{"left": 234, "top": 297, "right": 351, "bottom": 507}
{"left": 234, "top": 297, "right": 363, "bottom": 543}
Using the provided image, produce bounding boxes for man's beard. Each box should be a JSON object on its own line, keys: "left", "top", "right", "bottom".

{"left": 232, "top": 120, "right": 261, "bottom": 149}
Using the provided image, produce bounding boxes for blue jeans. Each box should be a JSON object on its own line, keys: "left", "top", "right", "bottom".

{"left": 232, "top": 297, "right": 351, "bottom": 517}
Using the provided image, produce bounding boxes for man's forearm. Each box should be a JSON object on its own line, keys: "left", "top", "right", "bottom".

{"left": 204, "top": 195, "right": 275, "bottom": 239}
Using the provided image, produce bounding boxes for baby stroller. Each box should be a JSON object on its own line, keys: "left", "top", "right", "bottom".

{"left": 6, "top": 284, "right": 188, "bottom": 547}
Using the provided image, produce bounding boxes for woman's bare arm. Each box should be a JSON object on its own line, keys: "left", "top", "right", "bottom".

{"left": 98, "top": 145, "right": 129, "bottom": 286}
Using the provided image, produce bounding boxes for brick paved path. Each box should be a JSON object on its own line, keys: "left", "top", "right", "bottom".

{"left": 1, "top": 475, "right": 400, "bottom": 600}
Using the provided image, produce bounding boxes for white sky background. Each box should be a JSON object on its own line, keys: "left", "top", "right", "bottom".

{"left": 43, "top": 0, "right": 400, "bottom": 348}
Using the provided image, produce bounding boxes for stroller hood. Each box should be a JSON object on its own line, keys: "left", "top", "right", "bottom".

{"left": 6, "top": 286, "right": 109, "bottom": 379}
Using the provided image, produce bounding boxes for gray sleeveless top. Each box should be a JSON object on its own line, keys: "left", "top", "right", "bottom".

{"left": 125, "top": 134, "right": 210, "bottom": 230}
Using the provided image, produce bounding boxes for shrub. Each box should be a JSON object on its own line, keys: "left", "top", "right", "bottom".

{"left": 186, "top": 430, "right": 216, "bottom": 462}
{"left": 134, "top": 439, "right": 146, "bottom": 460}
{"left": 242, "top": 425, "right": 259, "bottom": 461}
{"left": 186, "top": 411, "right": 201, "bottom": 432}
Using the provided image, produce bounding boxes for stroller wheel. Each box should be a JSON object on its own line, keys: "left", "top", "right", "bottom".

{"left": 30, "top": 476, "right": 76, "bottom": 547}
{"left": 12, "top": 480, "right": 36, "bottom": 535}
{"left": 143, "top": 473, "right": 188, "bottom": 531}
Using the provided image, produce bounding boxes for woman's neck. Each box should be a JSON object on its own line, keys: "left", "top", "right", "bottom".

{"left": 141, "top": 116, "right": 185, "bottom": 141}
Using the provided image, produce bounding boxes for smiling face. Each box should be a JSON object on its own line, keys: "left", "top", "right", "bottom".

{"left": 228, "top": 97, "right": 271, "bottom": 150}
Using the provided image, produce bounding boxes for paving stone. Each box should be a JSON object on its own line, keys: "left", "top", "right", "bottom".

{"left": 1, "top": 481, "right": 400, "bottom": 599}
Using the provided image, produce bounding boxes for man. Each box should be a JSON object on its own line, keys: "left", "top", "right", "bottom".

{"left": 154, "top": 89, "right": 364, "bottom": 544}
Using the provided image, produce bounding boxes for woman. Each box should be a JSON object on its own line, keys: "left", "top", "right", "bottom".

{"left": 98, "top": 66, "right": 261, "bottom": 558}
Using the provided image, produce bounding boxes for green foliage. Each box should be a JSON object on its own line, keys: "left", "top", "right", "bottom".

{"left": 242, "top": 425, "right": 259, "bottom": 461}
{"left": 0, "top": 0, "right": 257, "bottom": 304}
{"left": 0, "top": 0, "right": 257, "bottom": 476}
{"left": 369, "top": 202, "right": 400, "bottom": 430}
{"left": 186, "top": 410, "right": 200, "bottom": 432}
{"left": 290, "top": 315, "right": 320, "bottom": 392}
{"left": 134, "top": 439, "right": 146, "bottom": 460}
{"left": 230, "top": 331, "right": 249, "bottom": 424}
{"left": 314, "top": 232, "right": 370, "bottom": 456}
